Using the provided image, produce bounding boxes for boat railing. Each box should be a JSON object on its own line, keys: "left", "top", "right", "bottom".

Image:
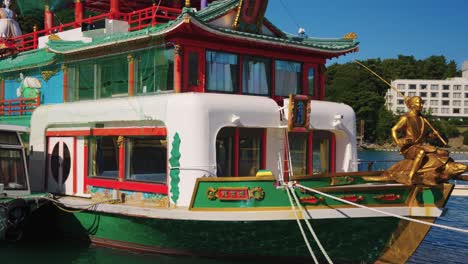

{"left": 9, "top": 5, "right": 182, "bottom": 52}
{"left": 0, "top": 97, "right": 40, "bottom": 116}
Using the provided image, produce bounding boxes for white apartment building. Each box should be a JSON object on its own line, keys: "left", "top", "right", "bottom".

{"left": 386, "top": 61, "right": 468, "bottom": 118}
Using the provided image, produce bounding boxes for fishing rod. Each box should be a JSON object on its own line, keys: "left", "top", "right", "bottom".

{"left": 354, "top": 60, "right": 447, "bottom": 146}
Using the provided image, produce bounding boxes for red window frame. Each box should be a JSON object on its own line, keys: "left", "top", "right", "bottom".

{"left": 287, "top": 130, "right": 336, "bottom": 176}
{"left": 217, "top": 127, "right": 267, "bottom": 177}
{"left": 47, "top": 127, "right": 168, "bottom": 194}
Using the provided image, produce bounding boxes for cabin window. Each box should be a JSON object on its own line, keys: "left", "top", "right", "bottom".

{"left": 69, "top": 55, "right": 129, "bottom": 101}
{"left": 242, "top": 56, "right": 271, "bottom": 95}
{"left": 88, "top": 136, "right": 119, "bottom": 179}
{"left": 239, "top": 128, "right": 263, "bottom": 176}
{"left": 216, "top": 128, "right": 235, "bottom": 176}
{"left": 0, "top": 131, "right": 20, "bottom": 145}
{"left": 312, "top": 131, "right": 333, "bottom": 174}
{"left": 125, "top": 136, "right": 167, "bottom": 183}
{"left": 76, "top": 63, "right": 95, "bottom": 100}
{"left": 206, "top": 50, "right": 238, "bottom": 93}
{"left": 135, "top": 48, "right": 174, "bottom": 94}
{"left": 307, "top": 68, "right": 315, "bottom": 96}
{"left": 216, "top": 127, "right": 265, "bottom": 177}
{"left": 97, "top": 56, "right": 128, "bottom": 98}
{"left": 0, "top": 149, "right": 27, "bottom": 190}
{"left": 188, "top": 52, "right": 199, "bottom": 86}
{"left": 275, "top": 60, "right": 302, "bottom": 96}
{"left": 288, "top": 132, "right": 308, "bottom": 175}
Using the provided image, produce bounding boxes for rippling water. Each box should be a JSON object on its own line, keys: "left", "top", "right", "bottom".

{"left": 0, "top": 151, "right": 466, "bottom": 264}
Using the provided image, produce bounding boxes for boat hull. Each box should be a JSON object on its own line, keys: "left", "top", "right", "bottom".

{"left": 36, "top": 206, "right": 434, "bottom": 263}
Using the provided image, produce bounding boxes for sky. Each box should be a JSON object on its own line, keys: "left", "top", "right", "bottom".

{"left": 265, "top": 0, "right": 468, "bottom": 69}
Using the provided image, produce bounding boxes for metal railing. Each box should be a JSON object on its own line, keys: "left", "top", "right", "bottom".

{"left": 8, "top": 6, "right": 182, "bottom": 52}
{"left": 0, "top": 97, "right": 40, "bottom": 116}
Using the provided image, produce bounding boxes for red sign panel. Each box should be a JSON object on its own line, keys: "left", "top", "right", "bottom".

{"left": 217, "top": 187, "right": 250, "bottom": 201}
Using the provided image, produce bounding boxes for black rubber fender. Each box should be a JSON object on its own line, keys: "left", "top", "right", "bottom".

{"left": 5, "top": 198, "right": 29, "bottom": 241}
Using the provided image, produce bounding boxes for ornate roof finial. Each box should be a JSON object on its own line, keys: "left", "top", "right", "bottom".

{"left": 185, "top": 0, "right": 191, "bottom": 8}
{"left": 343, "top": 32, "right": 357, "bottom": 40}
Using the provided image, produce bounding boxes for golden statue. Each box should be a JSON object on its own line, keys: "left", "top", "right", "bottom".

{"left": 381, "top": 96, "right": 468, "bottom": 185}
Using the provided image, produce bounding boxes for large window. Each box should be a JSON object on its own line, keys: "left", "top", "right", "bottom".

{"left": 307, "top": 68, "right": 315, "bottom": 96}
{"left": 76, "top": 62, "right": 95, "bottom": 100}
{"left": 275, "top": 60, "right": 302, "bottom": 96}
{"left": 136, "top": 48, "right": 174, "bottom": 94}
{"left": 69, "top": 55, "right": 129, "bottom": 101}
{"left": 125, "top": 136, "right": 167, "bottom": 183}
{"left": 242, "top": 56, "right": 271, "bottom": 95}
{"left": 0, "top": 149, "right": 27, "bottom": 190}
{"left": 88, "top": 136, "right": 119, "bottom": 179}
{"left": 0, "top": 131, "right": 27, "bottom": 191}
{"left": 288, "top": 132, "right": 308, "bottom": 175}
{"left": 206, "top": 50, "right": 238, "bottom": 93}
{"left": 312, "top": 131, "right": 333, "bottom": 174}
{"left": 216, "top": 128, "right": 234, "bottom": 176}
{"left": 239, "top": 128, "right": 263, "bottom": 176}
{"left": 216, "top": 127, "right": 265, "bottom": 177}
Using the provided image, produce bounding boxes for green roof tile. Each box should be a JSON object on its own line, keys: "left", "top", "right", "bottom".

{"left": 44, "top": 0, "right": 358, "bottom": 55}
{"left": 0, "top": 49, "right": 57, "bottom": 73}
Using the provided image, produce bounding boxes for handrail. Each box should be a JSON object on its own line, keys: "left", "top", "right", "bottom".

{"left": 0, "top": 97, "right": 40, "bottom": 116}
{"left": 8, "top": 5, "right": 182, "bottom": 52}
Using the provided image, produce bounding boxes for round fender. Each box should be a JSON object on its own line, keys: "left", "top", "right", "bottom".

{"left": 6, "top": 199, "right": 29, "bottom": 241}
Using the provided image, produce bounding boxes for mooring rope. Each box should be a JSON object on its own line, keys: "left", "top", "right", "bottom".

{"left": 40, "top": 196, "right": 122, "bottom": 214}
{"left": 287, "top": 186, "right": 334, "bottom": 264}
{"left": 284, "top": 184, "right": 319, "bottom": 263}
{"left": 295, "top": 183, "right": 468, "bottom": 234}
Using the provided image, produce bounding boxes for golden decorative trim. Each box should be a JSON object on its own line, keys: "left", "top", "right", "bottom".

{"left": 127, "top": 54, "right": 134, "bottom": 63}
{"left": 343, "top": 32, "right": 357, "bottom": 40}
{"left": 185, "top": 0, "right": 191, "bottom": 7}
{"left": 0, "top": 43, "right": 6, "bottom": 49}
{"left": 174, "top": 44, "right": 183, "bottom": 55}
{"left": 41, "top": 70, "right": 58, "bottom": 82}
{"left": 232, "top": 0, "right": 244, "bottom": 30}
{"left": 61, "top": 64, "right": 67, "bottom": 72}
{"left": 189, "top": 203, "right": 418, "bottom": 212}
{"left": 377, "top": 217, "right": 435, "bottom": 263}
{"left": 117, "top": 136, "right": 124, "bottom": 148}
{"left": 48, "top": 34, "right": 62, "bottom": 41}
{"left": 197, "top": 176, "right": 275, "bottom": 182}
{"left": 206, "top": 186, "right": 265, "bottom": 201}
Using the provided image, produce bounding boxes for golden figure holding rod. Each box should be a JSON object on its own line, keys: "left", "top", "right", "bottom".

{"left": 355, "top": 60, "right": 468, "bottom": 185}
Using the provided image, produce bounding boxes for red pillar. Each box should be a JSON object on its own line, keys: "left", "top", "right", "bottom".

{"left": 74, "top": 0, "right": 84, "bottom": 27}
{"left": 174, "top": 45, "right": 183, "bottom": 93}
{"left": 118, "top": 136, "right": 125, "bottom": 182}
{"left": 62, "top": 65, "right": 68, "bottom": 102}
{"left": 0, "top": 78, "right": 4, "bottom": 102}
{"left": 110, "top": 0, "right": 120, "bottom": 19}
{"left": 44, "top": 5, "right": 54, "bottom": 32}
{"left": 128, "top": 55, "right": 135, "bottom": 96}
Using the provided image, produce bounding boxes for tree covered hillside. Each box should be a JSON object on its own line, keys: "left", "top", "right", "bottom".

{"left": 325, "top": 55, "right": 461, "bottom": 143}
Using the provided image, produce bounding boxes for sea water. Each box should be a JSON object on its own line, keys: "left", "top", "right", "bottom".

{"left": 0, "top": 151, "right": 466, "bottom": 264}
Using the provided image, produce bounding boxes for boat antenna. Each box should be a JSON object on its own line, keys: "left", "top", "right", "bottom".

{"left": 354, "top": 59, "right": 447, "bottom": 146}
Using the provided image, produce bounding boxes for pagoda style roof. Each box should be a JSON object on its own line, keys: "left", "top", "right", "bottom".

{"left": 47, "top": 0, "right": 358, "bottom": 57}
{"left": 4, "top": 0, "right": 359, "bottom": 71}
{"left": 0, "top": 49, "right": 57, "bottom": 74}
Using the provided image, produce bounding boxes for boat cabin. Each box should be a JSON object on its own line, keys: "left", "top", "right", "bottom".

{"left": 0, "top": 0, "right": 359, "bottom": 207}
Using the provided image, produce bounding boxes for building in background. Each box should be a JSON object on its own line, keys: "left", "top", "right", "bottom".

{"left": 386, "top": 60, "right": 468, "bottom": 119}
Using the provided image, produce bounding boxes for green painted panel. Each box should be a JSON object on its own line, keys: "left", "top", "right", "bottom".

{"left": 192, "top": 179, "right": 410, "bottom": 209}
{"left": 53, "top": 210, "right": 401, "bottom": 263}
{"left": 0, "top": 116, "right": 31, "bottom": 127}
